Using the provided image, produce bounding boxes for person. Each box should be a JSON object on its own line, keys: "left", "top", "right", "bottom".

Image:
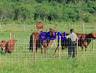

{"left": 39, "top": 31, "right": 48, "bottom": 47}
{"left": 61, "top": 32, "right": 67, "bottom": 50}
{"left": 67, "top": 29, "right": 78, "bottom": 58}
{"left": 39, "top": 31, "right": 48, "bottom": 53}
{"left": 47, "top": 28, "right": 57, "bottom": 48}
{"left": 57, "top": 31, "right": 62, "bottom": 47}
{"left": 53, "top": 31, "right": 62, "bottom": 55}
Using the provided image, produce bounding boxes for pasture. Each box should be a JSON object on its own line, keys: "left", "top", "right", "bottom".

{"left": 0, "top": 22, "right": 96, "bottom": 73}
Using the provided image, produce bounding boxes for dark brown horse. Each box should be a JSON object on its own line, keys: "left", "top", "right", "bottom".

{"left": 77, "top": 33, "right": 95, "bottom": 51}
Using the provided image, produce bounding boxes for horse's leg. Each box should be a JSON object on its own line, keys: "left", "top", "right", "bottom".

{"left": 81, "top": 44, "right": 84, "bottom": 51}
{"left": 36, "top": 47, "right": 37, "bottom": 53}
{"left": 1, "top": 47, "right": 3, "bottom": 51}
{"left": 48, "top": 40, "right": 53, "bottom": 48}
{"left": 42, "top": 41, "right": 47, "bottom": 54}
{"left": 81, "top": 47, "right": 83, "bottom": 51}
{"left": 53, "top": 45, "right": 59, "bottom": 55}
{"left": 44, "top": 45, "right": 48, "bottom": 54}
{"left": 53, "top": 37, "right": 60, "bottom": 55}
{"left": 0, "top": 47, "right": 5, "bottom": 54}
{"left": 61, "top": 45, "right": 64, "bottom": 50}
{"left": 85, "top": 48, "right": 87, "bottom": 51}
{"left": 44, "top": 48, "right": 46, "bottom": 54}
{"left": 85, "top": 46, "right": 87, "bottom": 51}
{"left": 36, "top": 40, "right": 39, "bottom": 53}
{"left": 33, "top": 34, "right": 36, "bottom": 53}
{"left": 40, "top": 40, "right": 44, "bottom": 54}
{"left": 84, "top": 43, "right": 88, "bottom": 51}
{"left": 51, "top": 40, "right": 54, "bottom": 47}
{"left": 40, "top": 44, "right": 43, "bottom": 54}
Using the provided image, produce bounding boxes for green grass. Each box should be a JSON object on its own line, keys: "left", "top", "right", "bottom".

{"left": 0, "top": 22, "right": 96, "bottom": 73}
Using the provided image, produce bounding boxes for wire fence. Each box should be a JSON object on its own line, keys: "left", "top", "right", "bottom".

{"left": 0, "top": 38, "right": 95, "bottom": 61}
{"left": 0, "top": 23, "right": 96, "bottom": 61}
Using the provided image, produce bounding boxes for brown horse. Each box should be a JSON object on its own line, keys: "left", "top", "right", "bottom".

{"left": 0, "top": 33, "right": 16, "bottom": 53}
{"left": 0, "top": 40, "right": 7, "bottom": 51}
{"left": 54, "top": 32, "right": 96, "bottom": 54}
{"left": 77, "top": 33, "right": 96, "bottom": 51}
{"left": 29, "top": 31, "right": 47, "bottom": 53}
{"left": 29, "top": 28, "right": 57, "bottom": 54}
{"left": 5, "top": 39, "right": 16, "bottom": 53}
{"left": 0, "top": 40, "right": 16, "bottom": 53}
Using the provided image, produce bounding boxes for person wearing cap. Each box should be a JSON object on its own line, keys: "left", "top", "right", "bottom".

{"left": 67, "top": 29, "right": 78, "bottom": 58}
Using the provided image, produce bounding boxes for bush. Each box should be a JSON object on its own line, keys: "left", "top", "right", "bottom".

{"left": 0, "top": 0, "right": 96, "bottom": 23}
{"left": 62, "top": 5, "right": 80, "bottom": 21}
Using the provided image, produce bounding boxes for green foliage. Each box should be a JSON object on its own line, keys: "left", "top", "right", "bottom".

{"left": 0, "top": 0, "right": 96, "bottom": 23}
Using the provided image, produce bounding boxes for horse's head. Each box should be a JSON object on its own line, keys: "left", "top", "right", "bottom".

{"left": 91, "top": 33, "right": 96, "bottom": 39}
{"left": 36, "top": 21, "right": 44, "bottom": 30}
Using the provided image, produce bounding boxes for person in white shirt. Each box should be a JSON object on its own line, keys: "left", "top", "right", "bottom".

{"left": 67, "top": 29, "right": 78, "bottom": 58}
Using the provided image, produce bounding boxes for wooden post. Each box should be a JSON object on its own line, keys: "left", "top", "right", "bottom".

{"left": 14, "top": 33, "right": 15, "bottom": 39}
{"left": 10, "top": 32, "right": 14, "bottom": 40}
{"left": 68, "top": 23, "right": 70, "bottom": 31}
{"left": 10, "top": 32, "right": 12, "bottom": 39}
{"left": 0, "top": 24, "right": 1, "bottom": 32}
{"left": 76, "top": 39, "right": 78, "bottom": 56}
{"left": 92, "top": 39, "right": 94, "bottom": 51}
{"left": 24, "top": 25, "right": 25, "bottom": 31}
{"left": 83, "top": 23, "right": 85, "bottom": 34}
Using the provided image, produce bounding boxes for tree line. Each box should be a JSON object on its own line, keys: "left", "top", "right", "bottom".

{"left": 0, "top": 0, "right": 96, "bottom": 23}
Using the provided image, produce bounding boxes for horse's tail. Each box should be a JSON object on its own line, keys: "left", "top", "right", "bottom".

{"left": 29, "top": 33, "right": 33, "bottom": 51}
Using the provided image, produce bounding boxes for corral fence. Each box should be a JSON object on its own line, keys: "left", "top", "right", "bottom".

{"left": 0, "top": 23, "right": 96, "bottom": 61}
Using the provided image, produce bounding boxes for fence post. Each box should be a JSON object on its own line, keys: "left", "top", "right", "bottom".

{"left": 83, "top": 23, "right": 85, "bottom": 33}
{"left": 24, "top": 24, "right": 25, "bottom": 31}
{"left": 10, "top": 32, "right": 12, "bottom": 39}
{"left": 76, "top": 39, "right": 78, "bottom": 56}
{"left": 92, "top": 39, "right": 94, "bottom": 51}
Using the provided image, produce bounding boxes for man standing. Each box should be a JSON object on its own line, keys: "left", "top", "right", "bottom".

{"left": 67, "top": 29, "right": 78, "bottom": 58}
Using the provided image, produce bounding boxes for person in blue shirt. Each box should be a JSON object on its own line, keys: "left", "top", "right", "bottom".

{"left": 57, "top": 32, "right": 62, "bottom": 41}
{"left": 56, "top": 32, "right": 61, "bottom": 47}
{"left": 61, "top": 32, "right": 67, "bottom": 41}
{"left": 54, "top": 31, "right": 62, "bottom": 55}
{"left": 39, "top": 31, "right": 47, "bottom": 43}
{"left": 46, "top": 28, "right": 57, "bottom": 48}
{"left": 61, "top": 32, "right": 67, "bottom": 50}
{"left": 47, "top": 28, "right": 57, "bottom": 40}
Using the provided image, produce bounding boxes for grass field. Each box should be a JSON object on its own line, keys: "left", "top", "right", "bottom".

{"left": 0, "top": 22, "right": 96, "bottom": 73}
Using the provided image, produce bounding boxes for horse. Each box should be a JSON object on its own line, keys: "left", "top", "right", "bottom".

{"left": 54, "top": 32, "right": 96, "bottom": 55}
{"left": 29, "top": 28, "right": 57, "bottom": 54}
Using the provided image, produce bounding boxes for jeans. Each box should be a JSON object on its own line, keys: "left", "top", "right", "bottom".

{"left": 68, "top": 41, "right": 77, "bottom": 58}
